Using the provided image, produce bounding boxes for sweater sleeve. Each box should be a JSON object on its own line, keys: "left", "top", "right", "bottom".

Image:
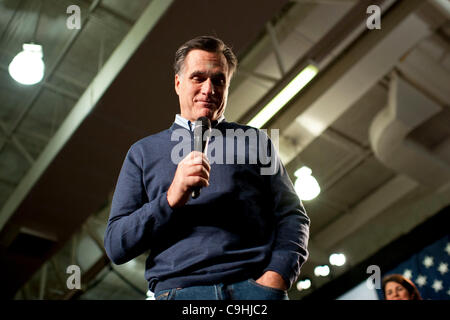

{"left": 262, "top": 141, "right": 310, "bottom": 290}
{"left": 104, "top": 144, "right": 175, "bottom": 265}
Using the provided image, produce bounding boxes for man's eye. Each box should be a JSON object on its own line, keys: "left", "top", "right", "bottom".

{"left": 191, "top": 74, "right": 204, "bottom": 81}
{"left": 213, "top": 78, "right": 225, "bottom": 86}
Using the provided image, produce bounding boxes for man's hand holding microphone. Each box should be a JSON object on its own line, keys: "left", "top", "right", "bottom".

{"left": 167, "top": 117, "right": 211, "bottom": 208}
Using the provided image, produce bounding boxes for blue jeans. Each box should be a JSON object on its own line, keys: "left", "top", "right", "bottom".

{"left": 154, "top": 279, "right": 289, "bottom": 300}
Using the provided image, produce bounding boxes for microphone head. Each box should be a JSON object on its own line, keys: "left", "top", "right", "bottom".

{"left": 196, "top": 116, "right": 211, "bottom": 129}
{"left": 192, "top": 117, "right": 212, "bottom": 198}
{"left": 194, "top": 117, "right": 211, "bottom": 153}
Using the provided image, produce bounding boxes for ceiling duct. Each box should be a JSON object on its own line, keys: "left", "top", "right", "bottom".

{"left": 369, "top": 72, "right": 450, "bottom": 190}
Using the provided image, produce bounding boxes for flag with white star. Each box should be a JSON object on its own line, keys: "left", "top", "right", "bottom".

{"left": 377, "top": 234, "right": 450, "bottom": 300}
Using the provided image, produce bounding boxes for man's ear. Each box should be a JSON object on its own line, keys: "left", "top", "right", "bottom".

{"left": 174, "top": 74, "right": 180, "bottom": 95}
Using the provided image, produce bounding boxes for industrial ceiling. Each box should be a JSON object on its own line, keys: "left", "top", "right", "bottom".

{"left": 0, "top": 0, "right": 449, "bottom": 300}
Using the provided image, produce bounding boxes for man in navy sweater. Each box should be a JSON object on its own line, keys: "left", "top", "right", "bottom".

{"left": 104, "top": 36, "right": 310, "bottom": 300}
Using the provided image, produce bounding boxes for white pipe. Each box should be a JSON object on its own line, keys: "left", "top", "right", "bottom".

{"left": 369, "top": 72, "right": 450, "bottom": 189}
{"left": 429, "top": 0, "right": 450, "bottom": 19}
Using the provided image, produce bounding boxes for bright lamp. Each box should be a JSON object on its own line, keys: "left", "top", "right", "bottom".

{"left": 8, "top": 43, "right": 45, "bottom": 85}
{"left": 294, "top": 166, "right": 321, "bottom": 201}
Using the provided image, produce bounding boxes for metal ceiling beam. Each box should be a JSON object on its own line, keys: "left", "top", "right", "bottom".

{"left": 52, "top": 72, "right": 87, "bottom": 92}
{"left": 396, "top": 45, "right": 450, "bottom": 106}
{"left": 0, "top": 178, "right": 17, "bottom": 188}
{"left": 429, "top": 0, "right": 450, "bottom": 19}
{"left": 0, "top": 0, "right": 175, "bottom": 230}
{"left": 302, "top": 2, "right": 438, "bottom": 281}
{"left": 79, "top": 0, "right": 135, "bottom": 26}
{"left": 370, "top": 73, "right": 450, "bottom": 189}
{"left": 61, "top": 253, "right": 111, "bottom": 300}
{"left": 0, "top": 0, "right": 25, "bottom": 45}
{"left": 304, "top": 9, "right": 448, "bottom": 279}
{"left": 50, "top": 257, "right": 67, "bottom": 294}
{"left": 314, "top": 174, "right": 418, "bottom": 250}
{"left": 1, "top": 0, "right": 289, "bottom": 299}
{"left": 0, "top": 63, "right": 80, "bottom": 103}
{"left": 279, "top": 0, "right": 436, "bottom": 283}
{"left": 269, "top": 0, "right": 431, "bottom": 159}
{"left": 38, "top": 262, "right": 48, "bottom": 300}
{"left": 238, "top": 0, "right": 388, "bottom": 126}
{"left": 42, "top": 81, "right": 80, "bottom": 101}
{"left": 16, "top": 201, "right": 111, "bottom": 299}
{"left": 0, "top": 0, "right": 103, "bottom": 157}
{"left": 238, "top": 67, "right": 279, "bottom": 84}
{"left": 266, "top": 21, "right": 286, "bottom": 76}
{"left": 0, "top": 120, "right": 34, "bottom": 166}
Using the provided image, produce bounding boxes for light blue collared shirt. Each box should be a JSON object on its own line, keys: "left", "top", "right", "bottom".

{"left": 175, "top": 114, "right": 225, "bottom": 131}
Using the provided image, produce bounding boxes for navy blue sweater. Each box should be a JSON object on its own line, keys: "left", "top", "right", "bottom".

{"left": 104, "top": 121, "right": 310, "bottom": 293}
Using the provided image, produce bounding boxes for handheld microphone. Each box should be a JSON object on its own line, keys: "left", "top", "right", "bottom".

{"left": 192, "top": 116, "right": 211, "bottom": 199}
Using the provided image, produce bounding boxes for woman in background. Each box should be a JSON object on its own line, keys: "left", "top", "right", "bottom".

{"left": 382, "top": 274, "right": 422, "bottom": 300}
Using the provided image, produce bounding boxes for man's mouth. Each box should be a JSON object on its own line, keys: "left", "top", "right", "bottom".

{"left": 196, "top": 100, "right": 216, "bottom": 107}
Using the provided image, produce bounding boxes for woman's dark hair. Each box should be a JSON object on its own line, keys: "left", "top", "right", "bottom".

{"left": 174, "top": 35, "right": 237, "bottom": 77}
{"left": 382, "top": 274, "right": 422, "bottom": 300}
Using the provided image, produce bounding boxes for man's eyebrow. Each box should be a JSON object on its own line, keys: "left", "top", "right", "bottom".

{"left": 189, "top": 71, "right": 207, "bottom": 78}
{"left": 190, "top": 71, "right": 226, "bottom": 78}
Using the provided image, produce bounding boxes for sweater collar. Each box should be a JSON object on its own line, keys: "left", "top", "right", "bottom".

{"left": 174, "top": 114, "right": 225, "bottom": 131}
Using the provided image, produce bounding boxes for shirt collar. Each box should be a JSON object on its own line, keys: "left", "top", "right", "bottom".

{"left": 175, "top": 114, "right": 225, "bottom": 131}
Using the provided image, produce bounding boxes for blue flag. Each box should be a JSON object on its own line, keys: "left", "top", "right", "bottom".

{"left": 377, "top": 234, "right": 450, "bottom": 300}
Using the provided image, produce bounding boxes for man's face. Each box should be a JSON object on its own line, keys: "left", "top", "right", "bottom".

{"left": 175, "top": 49, "right": 231, "bottom": 122}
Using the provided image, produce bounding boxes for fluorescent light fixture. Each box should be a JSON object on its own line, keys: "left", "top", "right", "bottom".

{"left": 294, "top": 166, "right": 321, "bottom": 201}
{"left": 8, "top": 43, "right": 45, "bottom": 85}
{"left": 247, "top": 64, "right": 318, "bottom": 128}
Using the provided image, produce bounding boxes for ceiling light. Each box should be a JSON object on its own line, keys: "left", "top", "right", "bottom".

{"left": 8, "top": 43, "right": 45, "bottom": 85}
{"left": 314, "top": 265, "right": 330, "bottom": 277}
{"left": 294, "top": 166, "right": 321, "bottom": 201}
{"left": 247, "top": 64, "right": 318, "bottom": 129}
{"left": 329, "top": 253, "right": 346, "bottom": 266}
{"left": 296, "top": 279, "right": 311, "bottom": 291}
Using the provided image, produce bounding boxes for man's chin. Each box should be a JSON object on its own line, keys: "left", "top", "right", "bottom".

{"left": 196, "top": 109, "right": 215, "bottom": 120}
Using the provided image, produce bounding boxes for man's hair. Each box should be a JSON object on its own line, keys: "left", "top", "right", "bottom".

{"left": 174, "top": 35, "right": 237, "bottom": 77}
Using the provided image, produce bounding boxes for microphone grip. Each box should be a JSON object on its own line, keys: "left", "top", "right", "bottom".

{"left": 192, "top": 187, "right": 200, "bottom": 199}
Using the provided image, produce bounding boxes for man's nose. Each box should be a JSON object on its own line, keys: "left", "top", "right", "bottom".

{"left": 201, "top": 78, "right": 215, "bottom": 95}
